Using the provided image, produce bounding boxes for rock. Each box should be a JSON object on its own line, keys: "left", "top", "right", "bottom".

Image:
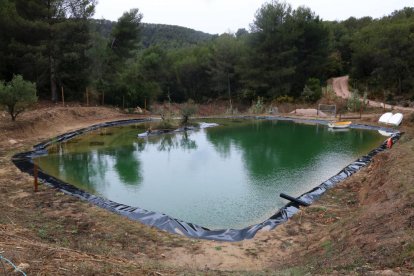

{"left": 15, "top": 263, "right": 30, "bottom": 273}
{"left": 135, "top": 106, "right": 143, "bottom": 114}
{"left": 8, "top": 139, "right": 18, "bottom": 145}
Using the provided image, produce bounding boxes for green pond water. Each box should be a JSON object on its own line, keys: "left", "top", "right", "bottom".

{"left": 35, "top": 119, "right": 385, "bottom": 229}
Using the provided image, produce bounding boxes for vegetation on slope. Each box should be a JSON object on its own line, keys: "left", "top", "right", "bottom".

{"left": 0, "top": 0, "right": 413, "bottom": 109}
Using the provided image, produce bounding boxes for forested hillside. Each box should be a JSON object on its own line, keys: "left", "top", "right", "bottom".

{"left": 324, "top": 8, "right": 414, "bottom": 102}
{"left": 141, "top": 23, "right": 214, "bottom": 48}
{"left": 92, "top": 20, "right": 214, "bottom": 49}
{"left": 0, "top": 0, "right": 413, "bottom": 109}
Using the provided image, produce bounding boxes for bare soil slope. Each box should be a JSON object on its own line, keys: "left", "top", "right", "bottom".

{"left": 0, "top": 104, "right": 413, "bottom": 275}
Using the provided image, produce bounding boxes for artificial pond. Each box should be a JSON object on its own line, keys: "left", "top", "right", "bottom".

{"left": 32, "top": 119, "right": 387, "bottom": 231}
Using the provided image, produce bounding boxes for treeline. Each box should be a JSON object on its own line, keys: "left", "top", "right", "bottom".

{"left": 93, "top": 20, "right": 214, "bottom": 49}
{"left": 0, "top": 0, "right": 413, "bottom": 109}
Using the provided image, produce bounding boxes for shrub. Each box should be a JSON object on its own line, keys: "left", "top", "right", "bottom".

{"left": 322, "top": 84, "right": 337, "bottom": 103}
{"left": 275, "top": 95, "right": 294, "bottom": 103}
{"left": 155, "top": 104, "right": 176, "bottom": 129}
{"left": 301, "top": 78, "right": 322, "bottom": 103}
{"left": 249, "top": 96, "right": 265, "bottom": 114}
{"left": 347, "top": 89, "right": 367, "bottom": 112}
{"left": 180, "top": 100, "right": 198, "bottom": 126}
{"left": 0, "top": 75, "right": 37, "bottom": 121}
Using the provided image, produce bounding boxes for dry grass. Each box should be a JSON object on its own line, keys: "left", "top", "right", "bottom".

{"left": 0, "top": 103, "right": 413, "bottom": 275}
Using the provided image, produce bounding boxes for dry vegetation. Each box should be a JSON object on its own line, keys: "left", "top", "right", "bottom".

{"left": 0, "top": 102, "right": 413, "bottom": 275}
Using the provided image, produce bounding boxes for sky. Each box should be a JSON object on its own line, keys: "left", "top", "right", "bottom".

{"left": 94, "top": 0, "right": 414, "bottom": 34}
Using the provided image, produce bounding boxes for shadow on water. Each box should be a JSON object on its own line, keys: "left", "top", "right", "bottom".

{"left": 206, "top": 120, "right": 382, "bottom": 180}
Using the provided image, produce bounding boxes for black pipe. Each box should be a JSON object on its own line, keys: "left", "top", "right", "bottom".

{"left": 280, "top": 193, "right": 310, "bottom": 207}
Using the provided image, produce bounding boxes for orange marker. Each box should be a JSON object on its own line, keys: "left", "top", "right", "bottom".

{"left": 386, "top": 138, "right": 393, "bottom": 149}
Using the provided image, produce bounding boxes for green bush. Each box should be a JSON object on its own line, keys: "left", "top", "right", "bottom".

{"left": 301, "top": 78, "right": 322, "bottom": 103}
{"left": 347, "top": 89, "right": 367, "bottom": 112}
{"left": 0, "top": 75, "right": 37, "bottom": 121}
{"left": 275, "top": 95, "right": 294, "bottom": 103}
{"left": 249, "top": 96, "right": 265, "bottom": 114}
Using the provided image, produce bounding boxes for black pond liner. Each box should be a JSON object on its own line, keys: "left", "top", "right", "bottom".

{"left": 12, "top": 116, "right": 401, "bottom": 242}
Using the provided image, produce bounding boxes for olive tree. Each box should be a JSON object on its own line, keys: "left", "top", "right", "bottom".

{"left": 0, "top": 75, "right": 37, "bottom": 121}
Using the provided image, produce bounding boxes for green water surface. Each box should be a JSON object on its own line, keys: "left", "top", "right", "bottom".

{"left": 35, "top": 119, "right": 385, "bottom": 229}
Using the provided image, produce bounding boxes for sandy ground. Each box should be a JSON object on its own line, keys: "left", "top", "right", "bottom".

{"left": 0, "top": 103, "right": 413, "bottom": 275}
{"left": 290, "top": 108, "right": 327, "bottom": 117}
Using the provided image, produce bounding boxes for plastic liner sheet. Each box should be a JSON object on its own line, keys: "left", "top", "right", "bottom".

{"left": 12, "top": 116, "right": 401, "bottom": 242}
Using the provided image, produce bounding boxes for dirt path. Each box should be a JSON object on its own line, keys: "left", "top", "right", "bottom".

{"left": 0, "top": 104, "right": 413, "bottom": 275}
{"left": 332, "top": 76, "right": 352, "bottom": 99}
{"left": 332, "top": 76, "right": 414, "bottom": 112}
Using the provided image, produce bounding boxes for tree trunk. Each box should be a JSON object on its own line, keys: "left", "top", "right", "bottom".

{"left": 48, "top": 0, "right": 57, "bottom": 102}
{"left": 50, "top": 56, "right": 57, "bottom": 102}
{"left": 227, "top": 72, "right": 232, "bottom": 113}
{"left": 398, "top": 76, "right": 402, "bottom": 95}
{"left": 8, "top": 105, "right": 16, "bottom": 121}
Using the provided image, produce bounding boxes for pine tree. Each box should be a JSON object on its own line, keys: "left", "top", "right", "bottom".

{"left": 1, "top": 0, "right": 96, "bottom": 101}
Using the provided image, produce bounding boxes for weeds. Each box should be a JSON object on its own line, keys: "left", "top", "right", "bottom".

{"left": 249, "top": 96, "right": 265, "bottom": 114}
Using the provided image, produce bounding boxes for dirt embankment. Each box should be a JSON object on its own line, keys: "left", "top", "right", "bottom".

{"left": 0, "top": 104, "right": 413, "bottom": 275}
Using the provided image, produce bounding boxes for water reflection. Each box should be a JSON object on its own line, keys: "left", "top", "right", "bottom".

{"left": 35, "top": 120, "right": 384, "bottom": 229}
{"left": 140, "top": 131, "right": 198, "bottom": 152}
{"left": 206, "top": 120, "right": 381, "bottom": 180}
{"left": 112, "top": 145, "right": 142, "bottom": 185}
{"left": 206, "top": 121, "right": 329, "bottom": 178}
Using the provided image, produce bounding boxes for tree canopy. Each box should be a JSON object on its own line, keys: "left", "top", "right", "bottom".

{"left": 0, "top": 75, "right": 38, "bottom": 121}
{"left": 0, "top": 0, "right": 413, "bottom": 108}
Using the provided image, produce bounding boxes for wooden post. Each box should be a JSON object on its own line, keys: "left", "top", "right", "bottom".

{"left": 61, "top": 86, "right": 65, "bottom": 107}
{"left": 144, "top": 98, "right": 147, "bottom": 111}
{"left": 34, "top": 162, "right": 38, "bottom": 192}
{"left": 122, "top": 95, "right": 125, "bottom": 109}
{"left": 102, "top": 91, "right": 105, "bottom": 106}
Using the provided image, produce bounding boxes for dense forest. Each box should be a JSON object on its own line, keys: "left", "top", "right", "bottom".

{"left": 0, "top": 0, "right": 413, "bottom": 109}
{"left": 93, "top": 20, "right": 214, "bottom": 49}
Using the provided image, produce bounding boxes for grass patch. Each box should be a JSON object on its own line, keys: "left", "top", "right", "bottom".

{"left": 321, "top": 240, "right": 333, "bottom": 257}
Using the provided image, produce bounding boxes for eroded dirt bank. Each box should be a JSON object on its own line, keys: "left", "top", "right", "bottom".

{"left": 0, "top": 105, "right": 413, "bottom": 275}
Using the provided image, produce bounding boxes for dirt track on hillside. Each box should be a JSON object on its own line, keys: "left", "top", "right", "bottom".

{"left": 332, "top": 76, "right": 414, "bottom": 112}
{"left": 0, "top": 104, "right": 413, "bottom": 275}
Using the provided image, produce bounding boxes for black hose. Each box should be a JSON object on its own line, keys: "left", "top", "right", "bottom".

{"left": 280, "top": 193, "right": 310, "bottom": 207}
